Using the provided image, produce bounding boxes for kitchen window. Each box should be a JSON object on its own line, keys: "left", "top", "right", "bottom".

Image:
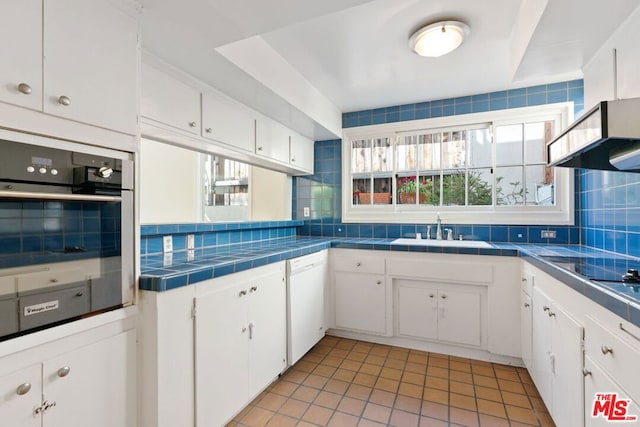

{"left": 342, "top": 103, "right": 574, "bottom": 225}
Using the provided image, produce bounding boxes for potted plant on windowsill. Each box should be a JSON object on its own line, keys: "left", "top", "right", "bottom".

{"left": 398, "top": 176, "right": 429, "bottom": 204}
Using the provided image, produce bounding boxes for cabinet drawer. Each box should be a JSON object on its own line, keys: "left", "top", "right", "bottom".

{"left": 17, "top": 268, "right": 86, "bottom": 293}
{"left": 19, "top": 283, "right": 89, "bottom": 331}
{"left": 333, "top": 253, "right": 385, "bottom": 274}
{"left": 585, "top": 316, "right": 640, "bottom": 403}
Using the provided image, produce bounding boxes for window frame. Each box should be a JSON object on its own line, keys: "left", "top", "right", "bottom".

{"left": 341, "top": 103, "right": 575, "bottom": 225}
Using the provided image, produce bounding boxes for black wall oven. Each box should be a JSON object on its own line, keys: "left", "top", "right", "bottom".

{"left": 0, "top": 131, "right": 134, "bottom": 341}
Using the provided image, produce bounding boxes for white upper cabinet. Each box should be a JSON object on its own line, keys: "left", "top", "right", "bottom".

{"left": 43, "top": 0, "right": 139, "bottom": 135}
{"left": 201, "top": 93, "right": 255, "bottom": 153}
{"left": 0, "top": 0, "right": 42, "bottom": 111}
{"left": 141, "top": 63, "right": 200, "bottom": 135}
{"left": 255, "top": 118, "right": 291, "bottom": 165}
{"left": 289, "top": 131, "right": 314, "bottom": 173}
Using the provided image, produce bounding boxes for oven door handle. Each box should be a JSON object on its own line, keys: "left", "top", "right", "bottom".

{"left": 0, "top": 190, "right": 122, "bottom": 202}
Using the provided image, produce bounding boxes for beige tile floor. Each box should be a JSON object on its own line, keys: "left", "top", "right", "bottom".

{"left": 228, "top": 336, "right": 555, "bottom": 427}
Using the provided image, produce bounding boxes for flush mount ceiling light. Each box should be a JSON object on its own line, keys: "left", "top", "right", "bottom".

{"left": 409, "top": 20, "right": 470, "bottom": 57}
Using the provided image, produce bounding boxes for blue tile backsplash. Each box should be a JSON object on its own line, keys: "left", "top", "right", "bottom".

{"left": 579, "top": 169, "right": 640, "bottom": 257}
{"left": 294, "top": 80, "right": 586, "bottom": 246}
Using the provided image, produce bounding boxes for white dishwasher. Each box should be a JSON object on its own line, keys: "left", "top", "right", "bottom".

{"left": 286, "top": 250, "right": 327, "bottom": 366}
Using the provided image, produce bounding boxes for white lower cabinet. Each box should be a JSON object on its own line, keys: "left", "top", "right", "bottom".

{"left": 0, "top": 329, "right": 136, "bottom": 427}
{"left": 584, "top": 356, "right": 640, "bottom": 426}
{"left": 520, "top": 289, "right": 533, "bottom": 370}
{"left": 396, "top": 280, "right": 482, "bottom": 347}
{"left": 194, "top": 265, "right": 286, "bottom": 427}
{"left": 334, "top": 271, "right": 386, "bottom": 335}
{"left": 531, "top": 286, "right": 584, "bottom": 427}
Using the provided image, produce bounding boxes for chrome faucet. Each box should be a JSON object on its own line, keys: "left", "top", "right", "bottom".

{"left": 436, "top": 213, "right": 443, "bottom": 240}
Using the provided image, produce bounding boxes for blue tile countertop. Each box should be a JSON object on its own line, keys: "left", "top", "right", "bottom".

{"left": 139, "top": 237, "right": 640, "bottom": 327}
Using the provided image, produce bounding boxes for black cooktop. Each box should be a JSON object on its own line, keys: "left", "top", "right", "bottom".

{"left": 539, "top": 255, "right": 640, "bottom": 294}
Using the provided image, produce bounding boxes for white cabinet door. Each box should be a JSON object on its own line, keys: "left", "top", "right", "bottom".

{"left": 550, "top": 303, "right": 584, "bottom": 427}
{"left": 289, "top": 131, "right": 314, "bottom": 173}
{"left": 255, "top": 118, "right": 290, "bottom": 164}
{"left": 584, "top": 357, "right": 640, "bottom": 426}
{"left": 247, "top": 271, "right": 287, "bottom": 397}
{"left": 520, "top": 290, "right": 533, "bottom": 371}
{"left": 0, "top": 364, "right": 41, "bottom": 427}
{"left": 532, "top": 287, "right": 553, "bottom": 408}
{"left": 289, "top": 265, "right": 325, "bottom": 365}
{"left": 437, "top": 288, "right": 481, "bottom": 346}
{"left": 141, "top": 63, "right": 200, "bottom": 134}
{"left": 335, "top": 272, "right": 386, "bottom": 334}
{"left": 397, "top": 282, "right": 437, "bottom": 340}
{"left": 43, "top": 0, "right": 139, "bottom": 135}
{"left": 201, "top": 93, "right": 255, "bottom": 153}
{"left": 43, "top": 330, "right": 136, "bottom": 427}
{"left": 195, "top": 283, "right": 249, "bottom": 427}
{"left": 0, "top": 0, "right": 42, "bottom": 111}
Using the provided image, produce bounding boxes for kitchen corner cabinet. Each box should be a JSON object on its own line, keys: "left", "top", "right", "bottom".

{"left": 333, "top": 250, "right": 388, "bottom": 335}
{"left": 531, "top": 287, "right": 584, "bottom": 427}
{"left": 201, "top": 93, "right": 256, "bottom": 153}
{"left": 194, "top": 263, "right": 287, "bottom": 427}
{"left": 396, "top": 280, "right": 482, "bottom": 347}
{"left": 0, "top": 329, "right": 136, "bottom": 427}
{"left": 0, "top": 0, "right": 139, "bottom": 135}
{"left": 289, "top": 131, "right": 314, "bottom": 173}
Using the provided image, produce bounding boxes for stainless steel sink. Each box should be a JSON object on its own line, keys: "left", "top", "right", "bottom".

{"left": 390, "top": 238, "right": 494, "bottom": 248}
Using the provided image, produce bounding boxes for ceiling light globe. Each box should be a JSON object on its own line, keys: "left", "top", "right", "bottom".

{"left": 409, "top": 21, "right": 470, "bottom": 57}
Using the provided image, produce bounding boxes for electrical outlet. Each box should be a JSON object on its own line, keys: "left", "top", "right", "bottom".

{"left": 541, "top": 230, "right": 556, "bottom": 239}
{"left": 187, "top": 234, "right": 195, "bottom": 250}
{"left": 303, "top": 207, "right": 310, "bottom": 217}
{"left": 163, "top": 235, "right": 173, "bottom": 253}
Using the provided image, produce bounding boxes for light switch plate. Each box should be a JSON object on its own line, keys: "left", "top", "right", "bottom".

{"left": 541, "top": 230, "right": 556, "bottom": 239}
{"left": 187, "top": 234, "right": 195, "bottom": 250}
{"left": 163, "top": 235, "right": 173, "bottom": 253}
{"left": 303, "top": 207, "right": 310, "bottom": 217}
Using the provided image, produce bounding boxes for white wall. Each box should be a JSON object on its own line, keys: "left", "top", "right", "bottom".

{"left": 139, "top": 138, "right": 201, "bottom": 223}
{"left": 250, "top": 166, "right": 291, "bottom": 220}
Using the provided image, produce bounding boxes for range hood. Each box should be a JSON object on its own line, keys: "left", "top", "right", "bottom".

{"left": 547, "top": 98, "right": 640, "bottom": 172}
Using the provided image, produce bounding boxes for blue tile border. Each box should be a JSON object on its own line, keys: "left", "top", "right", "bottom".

{"left": 342, "top": 79, "right": 584, "bottom": 127}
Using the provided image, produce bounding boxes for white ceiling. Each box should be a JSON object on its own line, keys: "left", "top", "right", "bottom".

{"left": 141, "top": 0, "right": 640, "bottom": 133}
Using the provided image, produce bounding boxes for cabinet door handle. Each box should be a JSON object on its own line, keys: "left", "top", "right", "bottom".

{"left": 57, "top": 95, "right": 71, "bottom": 106}
{"left": 441, "top": 294, "right": 447, "bottom": 299}
{"left": 583, "top": 368, "right": 592, "bottom": 377}
{"left": 57, "top": 366, "right": 71, "bottom": 378}
{"left": 428, "top": 294, "right": 435, "bottom": 298}
{"left": 239, "top": 290, "right": 247, "bottom": 297}
{"left": 601, "top": 345, "right": 613, "bottom": 355}
{"left": 291, "top": 158, "right": 296, "bottom": 162}
{"left": 521, "top": 278, "right": 527, "bottom": 282}
{"left": 250, "top": 286, "right": 258, "bottom": 293}
{"left": 543, "top": 305, "right": 550, "bottom": 312}
{"left": 242, "top": 327, "right": 247, "bottom": 333}
{"left": 356, "top": 262, "right": 362, "bottom": 267}
{"left": 257, "top": 146, "right": 264, "bottom": 152}
{"left": 248, "top": 322, "right": 254, "bottom": 340}
{"left": 376, "top": 280, "right": 382, "bottom": 285}
{"left": 189, "top": 121, "right": 197, "bottom": 128}
{"left": 15, "top": 383, "right": 31, "bottom": 396}
{"left": 524, "top": 302, "right": 530, "bottom": 308}
{"left": 205, "top": 127, "right": 213, "bottom": 133}
{"left": 18, "top": 83, "right": 32, "bottom": 94}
